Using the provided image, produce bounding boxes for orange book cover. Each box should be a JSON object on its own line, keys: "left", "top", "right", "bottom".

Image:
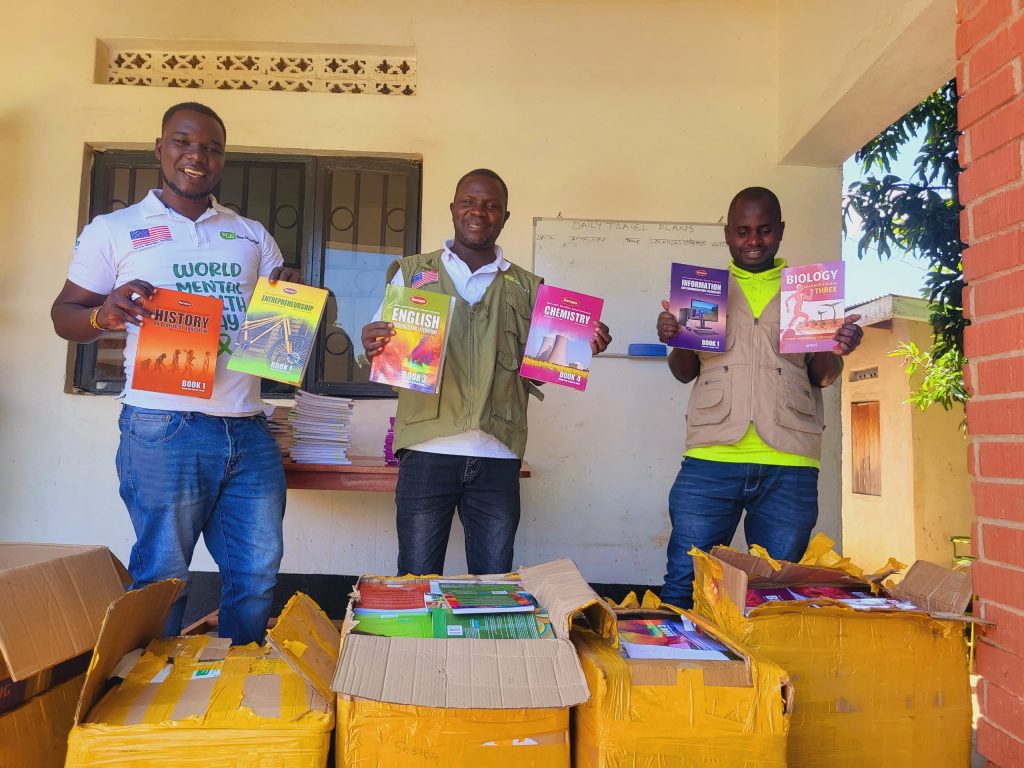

{"left": 132, "top": 289, "right": 223, "bottom": 399}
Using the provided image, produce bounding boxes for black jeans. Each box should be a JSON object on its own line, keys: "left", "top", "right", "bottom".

{"left": 395, "top": 450, "right": 522, "bottom": 576}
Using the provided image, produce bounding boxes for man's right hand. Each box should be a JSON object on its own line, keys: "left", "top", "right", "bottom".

{"left": 361, "top": 321, "right": 395, "bottom": 358}
{"left": 97, "top": 280, "right": 157, "bottom": 330}
{"left": 657, "top": 299, "right": 681, "bottom": 343}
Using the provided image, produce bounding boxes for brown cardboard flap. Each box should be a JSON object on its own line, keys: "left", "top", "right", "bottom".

{"left": 889, "top": 561, "right": 973, "bottom": 616}
{"left": 332, "top": 634, "right": 588, "bottom": 708}
{"left": 710, "top": 546, "right": 868, "bottom": 589}
{"left": 266, "top": 592, "right": 340, "bottom": 703}
{"left": 73, "top": 580, "right": 183, "bottom": 725}
{"left": 519, "top": 559, "right": 615, "bottom": 641}
{"left": 0, "top": 543, "right": 127, "bottom": 681}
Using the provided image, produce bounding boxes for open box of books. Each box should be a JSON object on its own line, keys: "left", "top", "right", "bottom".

{"left": 331, "top": 559, "right": 613, "bottom": 768}
{"left": 691, "top": 536, "right": 975, "bottom": 768}
{"left": 571, "top": 600, "right": 791, "bottom": 768}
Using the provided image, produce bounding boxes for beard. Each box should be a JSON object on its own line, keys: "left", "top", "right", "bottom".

{"left": 162, "top": 170, "right": 215, "bottom": 202}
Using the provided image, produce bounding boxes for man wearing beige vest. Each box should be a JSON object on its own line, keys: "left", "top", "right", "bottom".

{"left": 362, "top": 169, "right": 611, "bottom": 576}
{"left": 656, "top": 187, "right": 863, "bottom": 609}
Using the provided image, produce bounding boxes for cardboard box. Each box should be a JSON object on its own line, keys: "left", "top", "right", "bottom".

{"left": 331, "top": 559, "right": 614, "bottom": 768}
{"left": 572, "top": 601, "right": 792, "bottom": 768}
{"left": 65, "top": 581, "right": 337, "bottom": 768}
{"left": 691, "top": 540, "right": 974, "bottom": 768}
{"left": 0, "top": 543, "right": 127, "bottom": 768}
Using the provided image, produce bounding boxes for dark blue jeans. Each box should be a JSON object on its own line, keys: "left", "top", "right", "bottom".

{"left": 661, "top": 457, "right": 819, "bottom": 609}
{"left": 395, "top": 450, "right": 522, "bottom": 576}
{"left": 117, "top": 405, "right": 286, "bottom": 644}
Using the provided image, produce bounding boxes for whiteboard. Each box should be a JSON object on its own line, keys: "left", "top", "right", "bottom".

{"left": 533, "top": 218, "right": 731, "bottom": 355}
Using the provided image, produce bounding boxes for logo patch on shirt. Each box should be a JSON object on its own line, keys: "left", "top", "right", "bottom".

{"left": 130, "top": 226, "right": 172, "bottom": 249}
{"left": 410, "top": 270, "right": 439, "bottom": 288}
{"left": 220, "top": 230, "right": 258, "bottom": 245}
{"left": 220, "top": 231, "right": 236, "bottom": 240}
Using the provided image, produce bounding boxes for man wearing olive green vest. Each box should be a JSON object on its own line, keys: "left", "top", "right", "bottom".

{"left": 655, "top": 187, "right": 864, "bottom": 609}
{"left": 362, "top": 169, "right": 611, "bottom": 576}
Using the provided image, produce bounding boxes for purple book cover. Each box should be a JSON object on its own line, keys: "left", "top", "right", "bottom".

{"left": 667, "top": 263, "right": 729, "bottom": 353}
{"left": 519, "top": 284, "right": 603, "bottom": 391}
{"left": 780, "top": 261, "right": 845, "bottom": 353}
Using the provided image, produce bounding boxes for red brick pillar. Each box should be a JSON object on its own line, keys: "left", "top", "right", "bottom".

{"left": 957, "top": 1, "right": 1024, "bottom": 766}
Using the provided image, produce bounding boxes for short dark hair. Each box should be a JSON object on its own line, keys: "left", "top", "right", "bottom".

{"left": 728, "top": 186, "right": 782, "bottom": 221}
{"left": 161, "top": 102, "right": 227, "bottom": 141}
{"left": 455, "top": 168, "right": 509, "bottom": 204}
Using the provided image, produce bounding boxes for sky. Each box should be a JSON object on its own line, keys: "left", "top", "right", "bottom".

{"left": 842, "top": 141, "right": 931, "bottom": 308}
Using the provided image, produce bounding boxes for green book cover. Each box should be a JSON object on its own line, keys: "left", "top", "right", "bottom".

{"left": 431, "top": 610, "right": 545, "bottom": 639}
{"left": 351, "top": 609, "right": 431, "bottom": 638}
{"left": 370, "top": 284, "right": 455, "bottom": 394}
{"left": 227, "top": 278, "right": 328, "bottom": 385}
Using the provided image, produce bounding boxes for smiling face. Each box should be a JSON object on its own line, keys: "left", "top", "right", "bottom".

{"left": 724, "top": 194, "right": 785, "bottom": 273}
{"left": 154, "top": 109, "right": 226, "bottom": 209}
{"left": 449, "top": 174, "right": 510, "bottom": 257}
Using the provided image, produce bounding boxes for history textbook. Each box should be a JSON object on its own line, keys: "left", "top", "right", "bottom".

{"left": 666, "top": 263, "right": 729, "bottom": 353}
{"left": 370, "top": 284, "right": 455, "bottom": 394}
{"left": 132, "top": 289, "right": 223, "bottom": 399}
{"left": 779, "top": 261, "right": 845, "bottom": 353}
{"left": 518, "top": 284, "right": 604, "bottom": 391}
{"left": 227, "top": 278, "right": 328, "bottom": 385}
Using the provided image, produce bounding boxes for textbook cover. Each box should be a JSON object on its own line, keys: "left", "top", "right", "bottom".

{"left": 779, "top": 261, "right": 845, "bottom": 353}
{"left": 519, "top": 284, "right": 604, "bottom": 392}
{"left": 370, "top": 284, "right": 455, "bottom": 394}
{"left": 617, "top": 618, "right": 731, "bottom": 661}
{"left": 227, "top": 278, "right": 328, "bottom": 385}
{"left": 666, "top": 263, "right": 729, "bottom": 353}
{"left": 132, "top": 289, "right": 223, "bottom": 399}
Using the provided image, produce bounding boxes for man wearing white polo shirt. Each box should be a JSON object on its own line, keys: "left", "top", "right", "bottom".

{"left": 51, "top": 102, "right": 300, "bottom": 644}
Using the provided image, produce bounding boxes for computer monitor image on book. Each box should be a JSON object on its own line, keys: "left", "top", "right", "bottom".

{"left": 690, "top": 299, "right": 719, "bottom": 332}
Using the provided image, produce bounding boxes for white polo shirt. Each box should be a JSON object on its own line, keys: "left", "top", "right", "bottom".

{"left": 68, "top": 189, "right": 283, "bottom": 416}
{"left": 380, "top": 242, "right": 519, "bottom": 460}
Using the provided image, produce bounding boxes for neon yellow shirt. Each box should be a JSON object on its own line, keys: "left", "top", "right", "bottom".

{"left": 684, "top": 259, "right": 820, "bottom": 469}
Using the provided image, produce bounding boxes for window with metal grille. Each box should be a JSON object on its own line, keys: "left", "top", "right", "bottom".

{"left": 72, "top": 150, "right": 420, "bottom": 398}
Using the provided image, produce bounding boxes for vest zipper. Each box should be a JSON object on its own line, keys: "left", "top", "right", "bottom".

{"left": 467, "top": 306, "right": 475, "bottom": 430}
{"left": 749, "top": 317, "right": 759, "bottom": 423}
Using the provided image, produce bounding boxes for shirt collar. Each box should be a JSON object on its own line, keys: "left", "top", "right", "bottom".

{"left": 442, "top": 240, "right": 510, "bottom": 272}
{"left": 730, "top": 257, "right": 786, "bottom": 281}
{"left": 141, "top": 189, "right": 236, "bottom": 222}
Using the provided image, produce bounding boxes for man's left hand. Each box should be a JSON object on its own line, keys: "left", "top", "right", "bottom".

{"left": 831, "top": 313, "right": 863, "bottom": 355}
{"left": 591, "top": 321, "right": 612, "bottom": 355}
{"left": 268, "top": 266, "right": 303, "bottom": 285}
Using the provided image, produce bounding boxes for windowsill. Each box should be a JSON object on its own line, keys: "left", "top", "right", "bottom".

{"left": 284, "top": 456, "right": 532, "bottom": 492}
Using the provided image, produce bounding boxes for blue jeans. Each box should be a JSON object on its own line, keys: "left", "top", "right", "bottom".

{"left": 395, "top": 450, "right": 521, "bottom": 576}
{"left": 116, "top": 405, "right": 286, "bottom": 644}
{"left": 662, "top": 457, "right": 819, "bottom": 609}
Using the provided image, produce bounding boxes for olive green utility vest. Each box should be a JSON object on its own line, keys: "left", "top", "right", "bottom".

{"left": 390, "top": 251, "right": 544, "bottom": 458}
{"left": 684, "top": 275, "right": 837, "bottom": 459}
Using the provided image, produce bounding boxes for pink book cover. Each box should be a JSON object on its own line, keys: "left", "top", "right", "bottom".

{"left": 519, "top": 284, "right": 603, "bottom": 391}
{"left": 779, "top": 261, "right": 845, "bottom": 353}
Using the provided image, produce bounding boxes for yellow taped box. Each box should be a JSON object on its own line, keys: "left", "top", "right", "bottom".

{"left": 331, "top": 559, "right": 616, "bottom": 768}
{"left": 691, "top": 539, "right": 974, "bottom": 768}
{"left": 571, "top": 602, "right": 792, "bottom": 768}
{"left": 0, "top": 542, "right": 127, "bottom": 768}
{"left": 65, "top": 581, "right": 338, "bottom": 767}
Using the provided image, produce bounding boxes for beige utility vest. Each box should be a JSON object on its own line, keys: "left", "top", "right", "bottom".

{"left": 391, "top": 251, "right": 543, "bottom": 459}
{"left": 684, "top": 275, "right": 834, "bottom": 459}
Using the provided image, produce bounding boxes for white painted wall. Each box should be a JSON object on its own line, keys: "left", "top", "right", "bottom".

{"left": 1, "top": 0, "right": 947, "bottom": 584}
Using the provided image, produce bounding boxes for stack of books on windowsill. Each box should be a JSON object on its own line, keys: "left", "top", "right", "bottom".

{"left": 384, "top": 416, "right": 398, "bottom": 466}
{"left": 267, "top": 405, "right": 293, "bottom": 457}
{"left": 288, "top": 390, "right": 354, "bottom": 465}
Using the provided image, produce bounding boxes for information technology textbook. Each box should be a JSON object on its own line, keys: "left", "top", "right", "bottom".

{"left": 779, "top": 260, "right": 845, "bottom": 353}
{"left": 227, "top": 278, "right": 328, "bottom": 385}
{"left": 518, "top": 284, "right": 604, "bottom": 391}
{"left": 370, "top": 284, "right": 455, "bottom": 394}
{"left": 666, "top": 263, "right": 729, "bottom": 353}
{"left": 132, "top": 289, "right": 223, "bottom": 399}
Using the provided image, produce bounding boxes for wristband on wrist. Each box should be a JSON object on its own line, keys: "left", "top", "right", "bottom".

{"left": 88, "top": 307, "right": 105, "bottom": 331}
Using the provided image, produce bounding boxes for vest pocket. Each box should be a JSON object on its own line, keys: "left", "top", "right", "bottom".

{"left": 776, "top": 377, "right": 824, "bottom": 434}
{"left": 490, "top": 349, "right": 527, "bottom": 427}
{"left": 688, "top": 373, "right": 731, "bottom": 426}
